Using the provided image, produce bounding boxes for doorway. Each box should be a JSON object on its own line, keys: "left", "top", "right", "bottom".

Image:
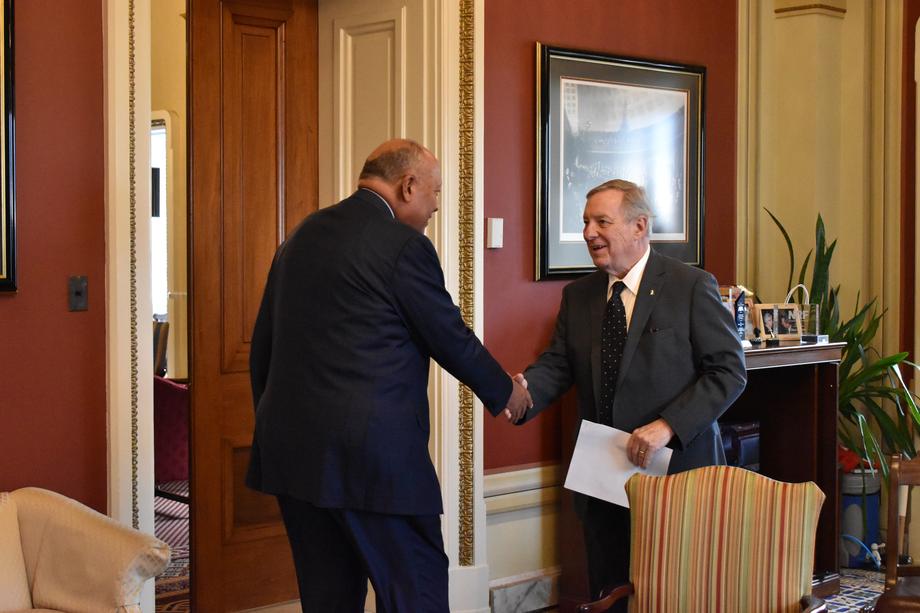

{"left": 151, "top": 2, "right": 191, "bottom": 610}
{"left": 107, "top": 0, "right": 485, "bottom": 610}
{"left": 151, "top": 114, "right": 191, "bottom": 611}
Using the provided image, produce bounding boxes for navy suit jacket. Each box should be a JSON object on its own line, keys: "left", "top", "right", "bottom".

{"left": 246, "top": 189, "right": 512, "bottom": 515}
{"left": 522, "top": 251, "right": 747, "bottom": 504}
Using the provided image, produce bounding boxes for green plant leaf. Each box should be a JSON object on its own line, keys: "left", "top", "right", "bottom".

{"left": 765, "top": 208, "right": 796, "bottom": 294}
{"left": 862, "top": 396, "right": 913, "bottom": 453}
{"left": 796, "top": 251, "right": 813, "bottom": 303}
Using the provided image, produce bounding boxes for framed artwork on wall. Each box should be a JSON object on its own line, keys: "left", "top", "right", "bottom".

{"left": 535, "top": 43, "right": 704, "bottom": 279}
{"left": 0, "top": 0, "right": 14, "bottom": 292}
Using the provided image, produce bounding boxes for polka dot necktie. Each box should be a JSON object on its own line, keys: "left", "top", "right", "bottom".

{"left": 598, "top": 281, "right": 627, "bottom": 426}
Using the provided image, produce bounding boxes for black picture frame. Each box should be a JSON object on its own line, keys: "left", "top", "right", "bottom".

{"left": 536, "top": 43, "right": 704, "bottom": 279}
{"left": 0, "top": 0, "right": 14, "bottom": 292}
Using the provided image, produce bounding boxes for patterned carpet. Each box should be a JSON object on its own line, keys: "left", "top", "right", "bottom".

{"left": 826, "top": 568, "right": 884, "bottom": 612}
{"left": 155, "top": 481, "right": 190, "bottom": 613}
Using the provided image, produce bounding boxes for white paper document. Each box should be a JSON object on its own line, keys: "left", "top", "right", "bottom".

{"left": 564, "top": 420, "right": 672, "bottom": 508}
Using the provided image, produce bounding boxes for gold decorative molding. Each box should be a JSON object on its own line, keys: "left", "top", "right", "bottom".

{"left": 128, "top": 0, "right": 140, "bottom": 530}
{"left": 774, "top": 0, "right": 846, "bottom": 18}
{"left": 457, "top": 0, "right": 475, "bottom": 567}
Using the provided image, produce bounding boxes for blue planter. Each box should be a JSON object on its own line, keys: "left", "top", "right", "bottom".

{"left": 840, "top": 470, "right": 881, "bottom": 568}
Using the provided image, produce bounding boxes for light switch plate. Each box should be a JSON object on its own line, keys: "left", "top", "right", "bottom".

{"left": 487, "top": 218, "right": 503, "bottom": 249}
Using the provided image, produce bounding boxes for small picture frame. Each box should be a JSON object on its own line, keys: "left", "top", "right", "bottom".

{"left": 754, "top": 303, "right": 801, "bottom": 340}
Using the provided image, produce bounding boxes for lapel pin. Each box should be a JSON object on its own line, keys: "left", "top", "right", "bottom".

{"left": 650, "top": 289, "right": 655, "bottom": 296}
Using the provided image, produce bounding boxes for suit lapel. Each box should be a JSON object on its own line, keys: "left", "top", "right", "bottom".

{"left": 587, "top": 271, "right": 608, "bottom": 418}
{"left": 616, "top": 251, "right": 666, "bottom": 389}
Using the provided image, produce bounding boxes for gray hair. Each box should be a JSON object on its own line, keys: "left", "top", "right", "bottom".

{"left": 586, "top": 179, "right": 654, "bottom": 231}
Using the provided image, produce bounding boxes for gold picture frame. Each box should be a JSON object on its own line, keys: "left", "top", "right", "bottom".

{"left": 754, "top": 303, "right": 801, "bottom": 341}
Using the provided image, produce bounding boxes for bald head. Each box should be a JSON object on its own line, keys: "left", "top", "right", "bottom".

{"left": 359, "top": 139, "right": 432, "bottom": 184}
{"left": 358, "top": 139, "right": 441, "bottom": 232}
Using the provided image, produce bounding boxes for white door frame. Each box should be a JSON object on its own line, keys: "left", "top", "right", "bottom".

{"left": 104, "top": 0, "right": 155, "bottom": 609}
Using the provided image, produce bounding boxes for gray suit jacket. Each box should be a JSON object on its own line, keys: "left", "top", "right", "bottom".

{"left": 522, "top": 250, "right": 747, "bottom": 477}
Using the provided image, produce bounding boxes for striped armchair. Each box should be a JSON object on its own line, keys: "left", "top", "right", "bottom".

{"left": 577, "top": 465, "right": 827, "bottom": 613}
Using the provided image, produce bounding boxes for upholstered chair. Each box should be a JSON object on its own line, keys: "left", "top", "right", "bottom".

{"left": 152, "top": 319, "right": 169, "bottom": 377}
{"left": 0, "top": 487, "right": 170, "bottom": 613}
{"left": 153, "top": 374, "right": 190, "bottom": 503}
{"left": 577, "top": 465, "right": 826, "bottom": 613}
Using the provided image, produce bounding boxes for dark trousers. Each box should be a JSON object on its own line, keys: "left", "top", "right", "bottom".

{"left": 582, "top": 496, "right": 631, "bottom": 613}
{"left": 277, "top": 495, "right": 449, "bottom": 613}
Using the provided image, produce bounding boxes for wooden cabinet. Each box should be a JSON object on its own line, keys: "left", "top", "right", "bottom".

{"left": 557, "top": 342, "right": 844, "bottom": 611}
{"left": 735, "top": 342, "right": 843, "bottom": 597}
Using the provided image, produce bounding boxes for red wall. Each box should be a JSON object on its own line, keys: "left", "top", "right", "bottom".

{"left": 483, "top": 0, "right": 738, "bottom": 469}
{"left": 0, "top": 1, "right": 106, "bottom": 511}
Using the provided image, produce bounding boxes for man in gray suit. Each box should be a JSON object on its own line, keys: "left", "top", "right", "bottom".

{"left": 516, "top": 179, "right": 746, "bottom": 605}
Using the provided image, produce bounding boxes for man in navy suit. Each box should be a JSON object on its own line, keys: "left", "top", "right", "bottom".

{"left": 246, "top": 139, "right": 531, "bottom": 613}
{"left": 516, "top": 180, "right": 746, "bottom": 608}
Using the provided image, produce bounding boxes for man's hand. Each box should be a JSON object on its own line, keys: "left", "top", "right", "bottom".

{"left": 627, "top": 418, "right": 674, "bottom": 468}
{"left": 502, "top": 376, "right": 532, "bottom": 422}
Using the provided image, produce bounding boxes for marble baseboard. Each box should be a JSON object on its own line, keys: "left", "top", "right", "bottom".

{"left": 489, "top": 567, "right": 560, "bottom": 613}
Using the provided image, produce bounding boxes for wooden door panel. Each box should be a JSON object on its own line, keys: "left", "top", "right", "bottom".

{"left": 190, "top": 0, "right": 317, "bottom": 610}
{"left": 222, "top": 436, "right": 286, "bottom": 543}
{"left": 220, "top": 7, "right": 285, "bottom": 373}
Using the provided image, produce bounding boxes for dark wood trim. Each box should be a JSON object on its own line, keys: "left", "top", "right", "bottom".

{"left": 744, "top": 341, "right": 845, "bottom": 370}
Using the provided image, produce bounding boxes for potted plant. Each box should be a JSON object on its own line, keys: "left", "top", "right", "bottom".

{"left": 764, "top": 211, "right": 920, "bottom": 565}
{"left": 765, "top": 209, "right": 919, "bottom": 476}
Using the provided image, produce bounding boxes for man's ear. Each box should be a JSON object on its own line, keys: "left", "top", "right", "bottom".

{"left": 400, "top": 173, "right": 417, "bottom": 201}
{"left": 633, "top": 214, "right": 648, "bottom": 236}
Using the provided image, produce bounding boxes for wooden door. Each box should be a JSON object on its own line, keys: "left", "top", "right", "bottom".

{"left": 189, "top": 0, "right": 317, "bottom": 609}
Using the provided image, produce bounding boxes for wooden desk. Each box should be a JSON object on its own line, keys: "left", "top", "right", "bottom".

{"left": 557, "top": 341, "right": 844, "bottom": 610}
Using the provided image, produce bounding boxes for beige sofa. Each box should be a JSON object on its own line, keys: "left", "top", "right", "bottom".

{"left": 0, "top": 487, "right": 170, "bottom": 613}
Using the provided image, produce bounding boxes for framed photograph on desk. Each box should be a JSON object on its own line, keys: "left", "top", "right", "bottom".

{"left": 754, "top": 303, "right": 801, "bottom": 340}
{"left": 535, "top": 43, "right": 704, "bottom": 279}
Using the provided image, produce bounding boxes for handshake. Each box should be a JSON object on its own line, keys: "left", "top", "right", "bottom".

{"left": 501, "top": 373, "right": 531, "bottom": 423}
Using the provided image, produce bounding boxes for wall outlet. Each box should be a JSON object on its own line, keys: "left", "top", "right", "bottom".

{"left": 68, "top": 276, "right": 88, "bottom": 311}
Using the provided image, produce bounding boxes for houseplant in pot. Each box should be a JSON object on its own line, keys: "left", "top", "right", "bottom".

{"left": 765, "top": 209, "right": 920, "bottom": 566}
{"left": 765, "top": 209, "right": 919, "bottom": 475}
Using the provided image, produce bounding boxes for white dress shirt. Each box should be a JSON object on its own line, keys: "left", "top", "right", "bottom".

{"left": 606, "top": 245, "right": 651, "bottom": 330}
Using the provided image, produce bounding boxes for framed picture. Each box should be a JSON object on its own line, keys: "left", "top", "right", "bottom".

{"left": 754, "top": 303, "right": 801, "bottom": 341}
{"left": 0, "top": 0, "right": 14, "bottom": 292}
{"left": 535, "top": 43, "right": 704, "bottom": 279}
